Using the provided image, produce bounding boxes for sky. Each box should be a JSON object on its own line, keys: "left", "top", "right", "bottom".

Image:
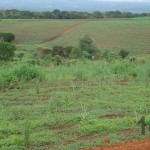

{"left": 0, "top": 0, "right": 150, "bottom": 12}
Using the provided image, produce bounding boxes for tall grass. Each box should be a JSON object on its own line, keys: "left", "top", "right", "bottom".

{"left": 0, "top": 64, "right": 46, "bottom": 89}
{"left": 0, "top": 58, "right": 149, "bottom": 89}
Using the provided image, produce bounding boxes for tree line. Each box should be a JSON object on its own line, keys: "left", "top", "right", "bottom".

{"left": 0, "top": 9, "right": 149, "bottom": 19}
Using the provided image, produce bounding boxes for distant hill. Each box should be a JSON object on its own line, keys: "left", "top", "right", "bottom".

{"left": 0, "top": 0, "right": 150, "bottom": 12}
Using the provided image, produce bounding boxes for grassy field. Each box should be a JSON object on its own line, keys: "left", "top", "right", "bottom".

{"left": 1, "top": 18, "right": 150, "bottom": 55}
{"left": 0, "top": 19, "right": 83, "bottom": 44}
{"left": 0, "top": 18, "right": 150, "bottom": 150}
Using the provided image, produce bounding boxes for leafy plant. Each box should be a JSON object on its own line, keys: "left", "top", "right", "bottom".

{"left": 69, "top": 47, "right": 83, "bottom": 59}
{"left": 119, "top": 49, "right": 129, "bottom": 59}
{"left": 0, "top": 41, "right": 16, "bottom": 61}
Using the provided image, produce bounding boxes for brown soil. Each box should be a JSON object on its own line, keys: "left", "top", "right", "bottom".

{"left": 64, "top": 128, "right": 137, "bottom": 147}
{"left": 143, "top": 50, "right": 150, "bottom": 54}
{"left": 80, "top": 138, "right": 150, "bottom": 150}
{"left": 99, "top": 114, "right": 125, "bottom": 119}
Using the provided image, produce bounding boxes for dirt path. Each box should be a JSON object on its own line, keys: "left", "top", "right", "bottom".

{"left": 40, "top": 21, "right": 88, "bottom": 44}
{"left": 81, "top": 138, "right": 150, "bottom": 150}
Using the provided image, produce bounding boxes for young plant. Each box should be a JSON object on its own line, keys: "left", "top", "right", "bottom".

{"left": 23, "top": 119, "right": 31, "bottom": 147}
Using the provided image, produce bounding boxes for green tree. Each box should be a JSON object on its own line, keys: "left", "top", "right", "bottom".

{"left": 0, "top": 12, "right": 3, "bottom": 19}
{"left": 52, "top": 9, "right": 62, "bottom": 19}
{"left": 79, "top": 35, "right": 98, "bottom": 59}
{"left": 92, "top": 11, "right": 104, "bottom": 18}
{"left": 0, "top": 41, "right": 16, "bottom": 61}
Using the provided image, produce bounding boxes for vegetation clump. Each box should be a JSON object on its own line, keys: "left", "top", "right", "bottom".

{"left": 0, "top": 41, "right": 16, "bottom": 61}
{"left": 0, "top": 32, "right": 15, "bottom": 42}
{"left": 79, "top": 35, "right": 98, "bottom": 59}
{"left": 119, "top": 48, "right": 129, "bottom": 59}
{"left": 0, "top": 64, "right": 45, "bottom": 89}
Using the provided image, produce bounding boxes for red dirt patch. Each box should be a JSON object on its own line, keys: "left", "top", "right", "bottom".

{"left": 99, "top": 114, "right": 125, "bottom": 119}
{"left": 80, "top": 138, "right": 150, "bottom": 150}
{"left": 53, "top": 124, "right": 73, "bottom": 130}
{"left": 63, "top": 128, "right": 137, "bottom": 147}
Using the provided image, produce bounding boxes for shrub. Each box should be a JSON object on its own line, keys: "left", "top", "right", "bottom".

{"left": 0, "top": 41, "right": 16, "bottom": 61}
{"left": 0, "top": 32, "right": 15, "bottom": 42}
{"left": 69, "top": 47, "right": 83, "bottom": 59}
{"left": 51, "top": 46, "right": 73, "bottom": 58}
{"left": 79, "top": 35, "right": 98, "bottom": 59}
{"left": 11, "top": 64, "right": 39, "bottom": 81}
{"left": 0, "top": 64, "right": 45, "bottom": 89}
{"left": 119, "top": 49, "right": 129, "bottom": 59}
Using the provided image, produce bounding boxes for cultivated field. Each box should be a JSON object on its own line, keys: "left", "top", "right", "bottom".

{"left": 1, "top": 18, "right": 150, "bottom": 53}
{"left": 0, "top": 18, "right": 150, "bottom": 150}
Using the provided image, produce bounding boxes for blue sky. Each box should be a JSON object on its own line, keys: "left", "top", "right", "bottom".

{"left": 0, "top": 0, "right": 150, "bottom": 12}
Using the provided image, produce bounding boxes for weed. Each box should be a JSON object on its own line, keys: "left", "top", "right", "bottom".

{"left": 23, "top": 119, "right": 31, "bottom": 148}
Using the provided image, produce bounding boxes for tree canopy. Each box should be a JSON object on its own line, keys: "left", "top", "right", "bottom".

{"left": 0, "top": 9, "right": 149, "bottom": 19}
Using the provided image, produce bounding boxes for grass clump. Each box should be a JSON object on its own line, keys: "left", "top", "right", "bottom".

{"left": 8, "top": 64, "right": 38, "bottom": 81}
{"left": 0, "top": 64, "right": 45, "bottom": 89}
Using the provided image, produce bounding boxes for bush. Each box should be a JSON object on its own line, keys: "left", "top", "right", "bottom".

{"left": 6, "top": 64, "right": 39, "bottom": 82}
{"left": 51, "top": 46, "right": 73, "bottom": 58}
{"left": 119, "top": 49, "right": 129, "bottom": 59}
{"left": 0, "top": 32, "right": 15, "bottom": 42}
{"left": 79, "top": 35, "right": 98, "bottom": 59}
{"left": 0, "top": 41, "right": 16, "bottom": 61}
{"left": 0, "top": 64, "right": 45, "bottom": 89}
{"left": 69, "top": 47, "right": 83, "bottom": 59}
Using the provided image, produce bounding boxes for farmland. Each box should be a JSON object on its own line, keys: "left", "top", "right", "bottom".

{"left": 1, "top": 18, "right": 150, "bottom": 53}
{"left": 0, "top": 18, "right": 150, "bottom": 150}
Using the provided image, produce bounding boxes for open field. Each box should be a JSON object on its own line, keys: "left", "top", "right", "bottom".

{"left": 0, "top": 18, "right": 150, "bottom": 150}
{"left": 0, "top": 56, "right": 150, "bottom": 150}
{"left": 1, "top": 18, "right": 150, "bottom": 54}
{"left": 0, "top": 19, "right": 83, "bottom": 44}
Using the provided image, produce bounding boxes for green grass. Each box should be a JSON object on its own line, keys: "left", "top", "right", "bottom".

{"left": 1, "top": 18, "right": 150, "bottom": 56}
{"left": 0, "top": 19, "right": 82, "bottom": 44}
{"left": 0, "top": 56, "right": 150, "bottom": 149}
{"left": 0, "top": 18, "right": 150, "bottom": 150}
{"left": 44, "top": 18, "right": 150, "bottom": 54}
